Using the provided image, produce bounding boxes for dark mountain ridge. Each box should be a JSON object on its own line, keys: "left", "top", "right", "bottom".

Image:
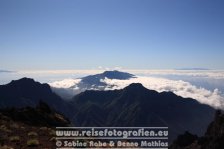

{"left": 170, "top": 110, "right": 224, "bottom": 149}
{"left": 0, "top": 101, "right": 70, "bottom": 127}
{"left": 0, "top": 77, "right": 72, "bottom": 118}
{"left": 0, "top": 102, "right": 70, "bottom": 149}
{"left": 0, "top": 78, "right": 216, "bottom": 143}
{"left": 0, "top": 78, "right": 56, "bottom": 107}
{"left": 71, "top": 83, "right": 215, "bottom": 142}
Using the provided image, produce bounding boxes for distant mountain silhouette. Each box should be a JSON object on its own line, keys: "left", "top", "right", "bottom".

{"left": 73, "top": 70, "right": 135, "bottom": 89}
{"left": 71, "top": 83, "right": 215, "bottom": 142}
{"left": 0, "top": 69, "right": 14, "bottom": 73}
{"left": 82, "top": 70, "right": 135, "bottom": 80}
{"left": 51, "top": 70, "right": 136, "bottom": 99}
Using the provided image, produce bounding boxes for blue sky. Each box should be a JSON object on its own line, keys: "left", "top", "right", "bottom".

{"left": 0, "top": 0, "right": 224, "bottom": 70}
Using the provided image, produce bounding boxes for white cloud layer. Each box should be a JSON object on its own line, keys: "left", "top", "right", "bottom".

{"left": 49, "top": 79, "right": 81, "bottom": 88}
{"left": 47, "top": 70, "right": 224, "bottom": 109}
{"left": 101, "top": 76, "right": 224, "bottom": 109}
{"left": 124, "top": 69, "right": 224, "bottom": 79}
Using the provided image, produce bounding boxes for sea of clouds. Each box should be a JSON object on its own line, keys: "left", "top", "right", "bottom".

{"left": 102, "top": 76, "right": 224, "bottom": 109}
{"left": 1, "top": 69, "right": 224, "bottom": 109}
{"left": 48, "top": 70, "right": 224, "bottom": 109}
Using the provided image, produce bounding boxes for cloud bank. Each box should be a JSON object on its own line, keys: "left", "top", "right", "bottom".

{"left": 101, "top": 76, "right": 224, "bottom": 109}
{"left": 48, "top": 70, "right": 224, "bottom": 109}
{"left": 49, "top": 79, "right": 81, "bottom": 88}
{"left": 124, "top": 69, "right": 224, "bottom": 79}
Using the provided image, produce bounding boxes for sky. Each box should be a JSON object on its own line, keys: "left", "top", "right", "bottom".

{"left": 0, "top": 0, "right": 224, "bottom": 70}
